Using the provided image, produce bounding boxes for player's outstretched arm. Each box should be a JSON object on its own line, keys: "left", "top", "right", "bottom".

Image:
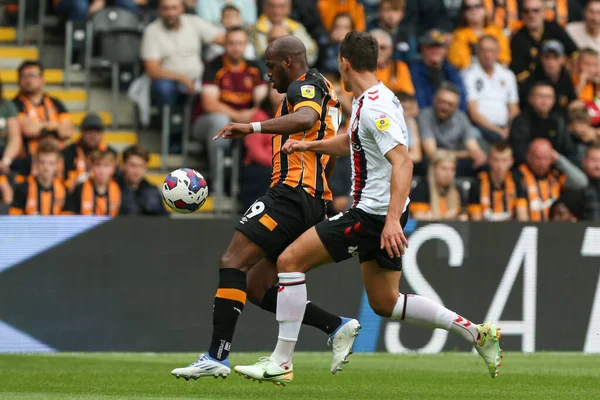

{"left": 213, "top": 107, "right": 320, "bottom": 140}
{"left": 282, "top": 133, "right": 350, "bottom": 157}
{"left": 380, "top": 144, "right": 413, "bottom": 258}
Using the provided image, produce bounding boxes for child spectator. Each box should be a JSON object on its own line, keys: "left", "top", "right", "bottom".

{"left": 117, "top": 145, "right": 167, "bottom": 216}
{"left": 62, "top": 113, "right": 117, "bottom": 192}
{"left": 64, "top": 149, "right": 121, "bottom": 216}
{"left": 9, "top": 139, "right": 67, "bottom": 215}
{"left": 448, "top": 0, "right": 510, "bottom": 70}
{"left": 410, "top": 150, "right": 468, "bottom": 221}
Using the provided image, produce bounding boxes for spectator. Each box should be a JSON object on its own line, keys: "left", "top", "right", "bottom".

{"left": 468, "top": 141, "right": 529, "bottom": 221}
{"left": 9, "top": 139, "right": 66, "bottom": 215}
{"left": 64, "top": 149, "right": 121, "bottom": 216}
{"left": 483, "top": 0, "right": 521, "bottom": 36}
{"left": 578, "top": 143, "right": 600, "bottom": 220}
{"left": 549, "top": 197, "right": 579, "bottom": 221}
{"left": 141, "top": 0, "right": 225, "bottom": 109}
{"left": 510, "top": 81, "right": 575, "bottom": 164}
{"left": 0, "top": 77, "right": 21, "bottom": 175}
{"left": 62, "top": 113, "right": 117, "bottom": 192}
{"left": 410, "top": 29, "right": 468, "bottom": 112}
{"left": 193, "top": 27, "right": 269, "bottom": 181}
{"left": 54, "top": 0, "right": 139, "bottom": 22}
{"left": 253, "top": 0, "right": 319, "bottom": 66}
{"left": 404, "top": 0, "right": 460, "bottom": 38}
{"left": 396, "top": 91, "right": 422, "bottom": 164}
{"left": 196, "top": 0, "right": 257, "bottom": 26}
{"left": 241, "top": 133, "right": 273, "bottom": 210}
{"left": 516, "top": 138, "right": 588, "bottom": 221}
{"left": 566, "top": 0, "right": 600, "bottom": 57}
{"left": 510, "top": 0, "right": 577, "bottom": 84}
{"left": 367, "top": 0, "right": 416, "bottom": 64}
{"left": 518, "top": 40, "right": 577, "bottom": 116}
{"left": 572, "top": 48, "right": 600, "bottom": 102}
{"left": 204, "top": 5, "right": 257, "bottom": 62}
{"left": 541, "top": 0, "right": 584, "bottom": 27}
{"left": 370, "top": 29, "right": 415, "bottom": 95}
{"left": 568, "top": 106, "right": 600, "bottom": 167}
{"left": 117, "top": 145, "right": 168, "bottom": 216}
{"left": 317, "top": 0, "right": 366, "bottom": 32}
{"left": 462, "top": 35, "right": 520, "bottom": 143}
{"left": 13, "top": 60, "right": 74, "bottom": 176}
{"left": 410, "top": 150, "right": 468, "bottom": 221}
{"left": 320, "top": 13, "right": 354, "bottom": 76}
{"left": 418, "top": 82, "right": 487, "bottom": 176}
{"left": 0, "top": 173, "right": 12, "bottom": 208}
{"left": 447, "top": 0, "right": 510, "bottom": 70}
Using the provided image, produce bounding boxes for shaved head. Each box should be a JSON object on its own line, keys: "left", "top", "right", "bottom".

{"left": 264, "top": 35, "right": 309, "bottom": 93}
{"left": 265, "top": 35, "right": 307, "bottom": 62}
{"left": 527, "top": 138, "right": 555, "bottom": 177}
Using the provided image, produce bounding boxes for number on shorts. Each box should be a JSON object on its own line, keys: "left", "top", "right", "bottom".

{"left": 245, "top": 201, "right": 265, "bottom": 219}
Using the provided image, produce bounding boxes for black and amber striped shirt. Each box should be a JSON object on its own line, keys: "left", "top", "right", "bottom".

{"left": 9, "top": 176, "right": 67, "bottom": 215}
{"left": 64, "top": 179, "right": 122, "bottom": 217}
{"left": 467, "top": 170, "right": 528, "bottom": 221}
{"left": 271, "top": 68, "right": 341, "bottom": 201}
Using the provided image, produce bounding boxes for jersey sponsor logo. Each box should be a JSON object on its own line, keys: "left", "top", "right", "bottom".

{"left": 300, "top": 85, "right": 315, "bottom": 99}
{"left": 374, "top": 114, "right": 390, "bottom": 131}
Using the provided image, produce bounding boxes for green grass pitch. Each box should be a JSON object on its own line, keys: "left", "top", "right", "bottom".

{"left": 1, "top": 352, "right": 599, "bottom": 399}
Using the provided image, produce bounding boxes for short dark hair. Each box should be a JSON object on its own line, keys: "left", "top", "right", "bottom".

{"left": 380, "top": 0, "right": 405, "bottom": 10}
{"left": 568, "top": 107, "right": 591, "bottom": 124}
{"left": 436, "top": 81, "right": 461, "bottom": 97}
{"left": 90, "top": 149, "right": 116, "bottom": 164}
{"left": 586, "top": 142, "right": 600, "bottom": 155}
{"left": 222, "top": 4, "right": 240, "bottom": 14}
{"left": 18, "top": 60, "right": 44, "bottom": 78}
{"left": 226, "top": 26, "right": 247, "bottom": 36}
{"left": 37, "top": 138, "right": 62, "bottom": 157}
{"left": 123, "top": 145, "right": 150, "bottom": 163}
{"left": 339, "top": 30, "right": 378, "bottom": 72}
{"left": 529, "top": 80, "right": 555, "bottom": 95}
{"left": 491, "top": 140, "right": 512, "bottom": 154}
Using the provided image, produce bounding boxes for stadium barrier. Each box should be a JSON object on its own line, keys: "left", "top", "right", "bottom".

{"left": 1, "top": 217, "right": 599, "bottom": 354}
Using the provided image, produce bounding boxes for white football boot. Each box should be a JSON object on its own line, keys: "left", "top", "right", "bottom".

{"left": 234, "top": 356, "right": 293, "bottom": 386}
{"left": 328, "top": 317, "right": 361, "bottom": 374}
{"left": 475, "top": 323, "right": 503, "bottom": 378}
{"left": 171, "top": 353, "right": 231, "bottom": 380}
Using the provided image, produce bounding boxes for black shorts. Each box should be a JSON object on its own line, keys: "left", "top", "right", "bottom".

{"left": 236, "top": 183, "right": 326, "bottom": 262}
{"left": 315, "top": 206, "right": 409, "bottom": 271}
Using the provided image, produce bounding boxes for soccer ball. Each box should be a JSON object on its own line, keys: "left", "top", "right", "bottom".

{"left": 162, "top": 168, "right": 209, "bottom": 213}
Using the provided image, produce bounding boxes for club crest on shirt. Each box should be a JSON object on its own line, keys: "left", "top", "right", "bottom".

{"left": 300, "top": 85, "right": 315, "bottom": 99}
{"left": 351, "top": 116, "right": 359, "bottom": 132}
{"left": 374, "top": 114, "right": 390, "bottom": 131}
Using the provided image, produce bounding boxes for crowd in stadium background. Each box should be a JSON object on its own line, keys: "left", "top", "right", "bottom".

{"left": 0, "top": 0, "right": 599, "bottom": 221}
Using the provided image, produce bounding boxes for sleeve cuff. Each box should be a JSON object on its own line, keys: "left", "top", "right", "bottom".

{"left": 295, "top": 101, "right": 322, "bottom": 117}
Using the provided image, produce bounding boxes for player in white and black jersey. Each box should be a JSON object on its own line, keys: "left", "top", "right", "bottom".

{"left": 234, "top": 31, "right": 503, "bottom": 386}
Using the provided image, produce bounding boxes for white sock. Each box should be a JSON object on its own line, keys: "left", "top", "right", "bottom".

{"left": 271, "top": 272, "right": 306, "bottom": 367}
{"left": 391, "top": 294, "right": 480, "bottom": 344}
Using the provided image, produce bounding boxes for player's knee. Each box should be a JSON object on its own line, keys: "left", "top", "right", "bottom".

{"left": 276, "top": 250, "right": 301, "bottom": 273}
{"left": 368, "top": 295, "right": 395, "bottom": 318}
{"left": 218, "top": 251, "right": 251, "bottom": 272}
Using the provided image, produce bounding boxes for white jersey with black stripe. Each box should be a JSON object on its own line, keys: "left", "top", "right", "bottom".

{"left": 347, "top": 81, "right": 410, "bottom": 215}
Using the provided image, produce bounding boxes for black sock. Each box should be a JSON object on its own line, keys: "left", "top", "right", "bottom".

{"left": 208, "top": 268, "right": 247, "bottom": 361}
{"left": 261, "top": 285, "right": 342, "bottom": 335}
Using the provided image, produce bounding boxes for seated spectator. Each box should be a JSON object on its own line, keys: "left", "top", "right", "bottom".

{"left": 196, "top": 0, "right": 257, "bottom": 26}
{"left": 541, "top": 0, "right": 584, "bottom": 28}
{"left": 64, "top": 149, "right": 121, "bottom": 216}
{"left": 483, "top": 0, "right": 521, "bottom": 36}
{"left": 13, "top": 61, "right": 74, "bottom": 176}
{"left": 317, "top": 0, "right": 366, "bottom": 32}
{"left": 448, "top": 0, "right": 510, "bottom": 70}
{"left": 62, "top": 113, "right": 117, "bottom": 192}
{"left": 549, "top": 197, "right": 579, "bottom": 221}
{"left": 516, "top": 138, "right": 588, "bottom": 221}
{"left": 462, "top": 35, "right": 520, "bottom": 144}
{"left": 568, "top": 106, "right": 600, "bottom": 167}
{"left": 510, "top": 82, "right": 575, "bottom": 165}
{"left": 572, "top": 48, "right": 600, "bottom": 102}
{"left": 141, "top": 0, "right": 225, "bottom": 109}
{"left": 370, "top": 29, "right": 415, "bottom": 95}
{"left": 0, "top": 77, "right": 21, "bottom": 175}
{"left": 367, "top": 0, "right": 416, "bottom": 64}
{"left": 0, "top": 173, "right": 13, "bottom": 208}
{"left": 418, "top": 82, "right": 487, "bottom": 176}
{"left": 320, "top": 13, "right": 354, "bottom": 76}
{"left": 567, "top": 0, "right": 600, "bottom": 57}
{"left": 510, "top": 0, "right": 577, "bottom": 84}
{"left": 193, "top": 27, "right": 269, "bottom": 180}
{"left": 253, "top": 0, "right": 319, "bottom": 66}
{"left": 396, "top": 91, "right": 422, "bottom": 163}
{"left": 410, "top": 150, "right": 468, "bottom": 221}
{"left": 410, "top": 30, "right": 468, "bottom": 112}
{"left": 54, "top": 0, "right": 139, "bottom": 22}
{"left": 241, "top": 133, "right": 273, "bottom": 210}
{"left": 117, "top": 145, "right": 167, "bottom": 216}
{"left": 9, "top": 139, "right": 67, "bottom": 215}
{"left": 519, "top": 40, "right": 577, "bottom": 117}
{"left": 204, "top": 5, "right": 257, "bottom": 62}
{"left": 468, "top": 141, "right": 528, "bottom": 221}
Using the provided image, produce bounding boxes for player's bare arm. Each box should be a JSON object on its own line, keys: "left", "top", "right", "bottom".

{"left": 282, "top": 133, "right": 350, "bottom": 157}
{"left": 381, "top": 144, "right": 412, "bottom": 258}
{"left": 213, "top": 107, "right": 319, "bottom": 140}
